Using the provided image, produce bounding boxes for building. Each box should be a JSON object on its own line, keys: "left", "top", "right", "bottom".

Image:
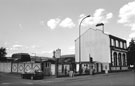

{"left": 31, "top": 56, "right": 55, "bottom": 76}
{"left": 55, "top": 54, "right": 75, "bottom": 77}
{"left": 12, "top": 53, "right": 31, "bottom": 62}
{"left": 75, "top": 28, "right": 128, "bottom": 72}
{"left": 109, "top": 35, "right": 128, "bottom": 71}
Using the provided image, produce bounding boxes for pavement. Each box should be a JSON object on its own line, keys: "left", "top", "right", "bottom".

{"left": 0, "top": 71, "right": 135, "bottom": 86}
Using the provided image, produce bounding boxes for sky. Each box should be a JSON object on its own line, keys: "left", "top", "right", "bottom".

{"left": 0, "top": 0, "right": 135, "bottom": 57}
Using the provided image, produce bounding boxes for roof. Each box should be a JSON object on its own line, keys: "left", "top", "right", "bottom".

{"left": 57, "top": 54, "right": 75, "bottom": 63}
{"left": 31, "top": 56, "right": 55, "bottom": 62}
{"left": 75, "top": 28, "right": 109, "bottom": 41}
{"left": 109, "top": 35, "right": 127, "bottom": 42}
{"left": 12, "top": 53, "right": 30, "bottom": 55}
{"left": 60, "top": 54, "right": 75, "bottom": 58}
{"left": 75, "top": 27, "right": 127, "bottom": 42}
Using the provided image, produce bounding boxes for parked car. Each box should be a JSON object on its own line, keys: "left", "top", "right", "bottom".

{"left": 21, "top": 69, "right": 44, "bottom": 80}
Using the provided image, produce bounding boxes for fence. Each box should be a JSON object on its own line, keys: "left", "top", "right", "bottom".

{"left": 0, "top": 62, "right": 11, "bottom": 73}
{"left": 0, "top": 62, "right": 41, "bottom": 73}
{"left": 11, "top": 62, "right": 41, "bottom": 73}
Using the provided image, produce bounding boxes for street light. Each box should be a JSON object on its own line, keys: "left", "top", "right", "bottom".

{"left": 79, "top": 15, "right": 91, "bottom": 74}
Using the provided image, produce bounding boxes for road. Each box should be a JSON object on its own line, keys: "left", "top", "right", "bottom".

{"left": 0, "top": 71, "right": 135, "bottom": 86}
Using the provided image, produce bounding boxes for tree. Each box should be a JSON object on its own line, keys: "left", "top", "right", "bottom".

{"left": 0, "top": 47, "right": 7, "bottom": 61}
{"left": 127, "top": 39, "right": 135, "bottom": 66}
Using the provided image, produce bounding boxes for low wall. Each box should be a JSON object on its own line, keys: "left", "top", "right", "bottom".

{"left": 0, "top": 62, "right": 11, "bottom": 73}
{"left": 121, "top": 67, "right": 128, "bottom": 70}
{"left": 111, "top": 66, "right": 128, "bottom": 71}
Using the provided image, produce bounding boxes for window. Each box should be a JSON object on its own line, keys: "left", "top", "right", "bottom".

{"left": 123, "top": 54, "right": 126, "bottom": 66}
{"left": 111, "top": 39, "right": 114, "bottom": 46}
{"left": 116, "top": 40, "right": 119, "bottom": 47}
{"left": 45, "top": 62, "right": 50, "bottom": 68}
{"left": 117, "top": 55, "right": 119, "bottom": 66}
{"left": 112, "top": 54, "right": 114, "bottom": 66}
{"left": 120, "top": 42, "right": 123, "bottom": 48}
{"left": 118, "top": 53, "right": 121, "bottom": 66}
{"left": 113, "top": 52, "right": 117, "bottom": 66}
{"left": 121, "top": 54, "right": 123, "bottom": 66}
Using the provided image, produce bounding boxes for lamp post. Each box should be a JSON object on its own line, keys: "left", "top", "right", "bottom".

{"left": 79, "top": 15, "right": 91, "bottom": 74}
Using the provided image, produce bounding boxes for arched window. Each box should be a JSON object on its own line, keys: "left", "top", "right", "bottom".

{"left": 118, "top": 53, "right": 121, "bottom": 66}
{"left": 121, "top": 53, "right": 123, "bottom": 66}
{"left": 113, "top": 52, "right": 117, "bottom": 66}
{"left": 123, "top": 54, "right": 126, "bottom": 66}
{"left": 112, "top": 52, "right": 114, "bottom": 66}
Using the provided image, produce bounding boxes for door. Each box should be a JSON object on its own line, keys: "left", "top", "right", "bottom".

{"left": 43, "top": 62, "right": 51, "bottom": 76}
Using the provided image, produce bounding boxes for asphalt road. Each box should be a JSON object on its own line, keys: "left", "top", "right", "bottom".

{"left": 0, "top": 71, "right": 135, "bottom": 86}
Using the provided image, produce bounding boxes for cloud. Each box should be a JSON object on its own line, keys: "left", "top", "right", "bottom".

{"left": 118, "top": 1, "right": 135, "bottom": 39}
{"left": 47, "top": 17, "right": 75, "bottom": 29}
{"left": 118, "top": 1, "right": 135, "bottom": 30}
{"left": 18, "top": 24, "right": 23, "bottom": 30}
{"left": 36, "top": 50, "right": 53, "bottom": 57}
{"left": 31, "top": 45, "right": 39, "bottom": 49}
{"left": 59, "top": 18, "right": 75, "bottom": 28}
{"left": 4, "top": 42, "right": 8, "bottom": 46}
{"left": 129, "top": 32, "right": 135, "bottom": 38}
{"left": 69, "top": 46, "right": 75, "bottom": 50}
{"left": 94, "top": 9, "right": 105, "bottom": 18}
{"left": 79, "top": 8, "right": 113, "bottom": 27}
{"left": 40, "top": 50, "right": 53, "bottom": 54}
{"left": 106, "top": 13, "right": 113, "bottom": 19}
{"left": 9, "top": 44, "right": 30, "bottom": 51}
{"left": 47, "top": 18, "right": 61, "bottom": 29}
{"left": 13, "top": 44, "right": 23, "bottom": 48}
{"left": 40, "top": 20, "right": 46, "bottom": 28}
{"left": 93, "top": 8, "right": 113, "bottom": 23}
{"left": 9, "top": 44, "right": 24, "bottom": 50}
{"left": 68, "top": 46, "right": 75, "bottom": 53}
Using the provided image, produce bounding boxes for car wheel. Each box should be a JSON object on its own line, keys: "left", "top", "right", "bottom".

{"left": 31, "top": 76, "right": 34, "bottom": 80}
